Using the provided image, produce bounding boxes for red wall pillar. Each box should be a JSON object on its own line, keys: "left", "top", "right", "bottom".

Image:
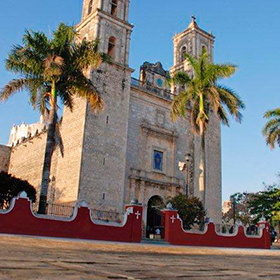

{"left": 162, "top": 209, "right": 179, "bottom": 243}
{"left": 125, "top": 204, "right": 143, "bottom": 243}
{"left": 257, "top": 221, "right": 271, "bottom": 249}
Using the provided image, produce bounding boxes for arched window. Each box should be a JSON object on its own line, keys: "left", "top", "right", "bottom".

{"left": 108, "top": 36, "right": 116, "bottom": 58}
{"left": 111, "top": 0, "right": 118, "bottom": 16}
{"left": 88, "top": 0, "right": 93, "bottom": 15}
{"left": 202, "top": 45, "right": 207, "bottom": 53}
{"left": 181, "top": 46, "right": 187, "bottom": 62}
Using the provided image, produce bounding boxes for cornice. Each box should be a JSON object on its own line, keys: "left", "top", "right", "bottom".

{"left": 141, "top": 120, "right": 178, "bottom": 143}
{"left": 76, "top": 9, "right": 133, "bottom": 32}
{"left": 129, "top": 168, "right": 183, "bottom": 189}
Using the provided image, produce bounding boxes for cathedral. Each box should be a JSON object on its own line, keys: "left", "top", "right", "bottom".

{"left": 0, "top": 0, "right": 222, "bottom": 230}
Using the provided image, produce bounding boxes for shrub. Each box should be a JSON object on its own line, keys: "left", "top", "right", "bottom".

{"left": 0, "top": 172, "right": 36, "bottom": 208}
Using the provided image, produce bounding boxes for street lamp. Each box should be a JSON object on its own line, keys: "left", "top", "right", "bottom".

{"left": 178, "top": 153, "right": 192, "bottom": 196}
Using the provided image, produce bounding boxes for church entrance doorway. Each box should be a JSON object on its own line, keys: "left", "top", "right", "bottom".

{"left": 146, "top": 196, "right": 165, "bottom": 239}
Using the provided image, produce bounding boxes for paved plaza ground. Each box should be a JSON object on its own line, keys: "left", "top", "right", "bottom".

{"left": 0, "top": 235, "right": 279, "bottom": 280}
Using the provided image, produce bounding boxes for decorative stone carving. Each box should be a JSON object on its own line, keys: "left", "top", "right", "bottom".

{"left": 156, "top": 110, "right": 165, "bottom": 127}
{"left": 140, "top": 62, "right": 170, "bottom": 78}
{"left": 129, "top": 168, "right": 183, "bottom": 190}
{"left": 141, "top": 120, "right": 178, "bottom": 143}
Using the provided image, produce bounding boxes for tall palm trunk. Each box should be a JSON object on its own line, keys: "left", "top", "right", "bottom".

{"left": 199, "top": 124, "right": 207, "bottom": 209}
{"left": 38, "top": 81, "right": 57, "bottom": 214}
{"left": 198, "top": 92, "right": 207, "bottom": 209}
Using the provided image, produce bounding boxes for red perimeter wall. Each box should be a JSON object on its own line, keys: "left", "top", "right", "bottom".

{"left": 163, "top": 209, "right": 271, "bottom": 249}
{"left": 0, "top": 195, "right": 143, "bottom": 243}
{"left": 0, "top": 194, "right": 271, "bottom": 249}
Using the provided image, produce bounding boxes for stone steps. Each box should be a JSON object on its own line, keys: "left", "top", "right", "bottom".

{"left": 141, "top": 238, "right": 170, "bottom": 245}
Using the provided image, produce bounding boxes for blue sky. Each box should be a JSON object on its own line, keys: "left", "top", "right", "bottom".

{"left": 0, "top": 0, "right": 280, "bottom": 201}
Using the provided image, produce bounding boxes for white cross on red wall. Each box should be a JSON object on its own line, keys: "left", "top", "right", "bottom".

{"left": 135, "top": 211, "right": 141, "bottom": 220}
{"left": 170, "top": 215, "right": 176, "bottom": 224}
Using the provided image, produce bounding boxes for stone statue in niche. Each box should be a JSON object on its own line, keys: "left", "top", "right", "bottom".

{"left": 157, "top": 114, "right": 164, "bottom": 126}
{"left": 156, "top": 110, "right": 165, "bottom": 127}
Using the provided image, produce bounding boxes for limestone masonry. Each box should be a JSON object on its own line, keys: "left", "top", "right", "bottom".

{"left": 1, "top": 0, "right": 222, "bottom": 227}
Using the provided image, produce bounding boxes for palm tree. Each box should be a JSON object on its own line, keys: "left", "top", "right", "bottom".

{"left": 169, "top": 49, "right": 244, "bottom": 207}
{"left": 0, "top": 23, "right": 106, "bottom": 213}
{"left": 263, "top": 109, "right": 280, "bottom": 149}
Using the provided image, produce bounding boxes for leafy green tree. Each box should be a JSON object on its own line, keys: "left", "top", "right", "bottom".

{"left": 169, "top": 49, "right": 244, "bottom": 206}
{"left": 263, "top": 109, "right": 280, "bottom": 149}
{"left": 0, "top": 172, "right": 36, "bottom": 209}
{"left": 248, "top": 185, "right": 280, "bottom": 224}
{"left": 225, "top": 183, "right": 280, "bottom": 236}
{"left": 223, "top": 192, "right": 255, "bottom": 226}
{"left": 169, "top": 194, "right": 205, "bottom": 230}
{"left": 0, "top": 23, "right": 106, "bottom": 213}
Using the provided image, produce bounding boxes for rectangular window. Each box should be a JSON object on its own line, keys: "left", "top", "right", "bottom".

{"left": 153, "top": 150, "right": 163, "bottom": 171}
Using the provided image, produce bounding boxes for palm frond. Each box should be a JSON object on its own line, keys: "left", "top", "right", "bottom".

{"left": 168, "top": 72, "right": 190, "bottom": 87}
{"left": 207, "top": 63, "right": 237, "bottom": 81}
{"left": 217, "top": 105, "right": 229, "bottom": 126}
{"left": 264, "top": 108, "right": 280, "bottom": 119}
{"left": 1, "top": 78, "right": 30, "bottom": 101}
{"left": 217, "top": 84, "right": 244, "bottom": 123}
{"left": 262, "top": 110, "right": 280, "bottom": 149}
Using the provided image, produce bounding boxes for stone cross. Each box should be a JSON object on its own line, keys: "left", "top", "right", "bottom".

{"left": 135, "top": 211, "right": 141, "bottom": 220}
{"left": 170, "top": 215, "right": 176, "bottom": 224}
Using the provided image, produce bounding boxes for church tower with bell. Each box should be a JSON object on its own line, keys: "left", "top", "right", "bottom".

{"left": 170, "top": 16, "right": 215, "bottom": 76}
{"left": 71, "top": 0, "right": 134, "bottom": 213}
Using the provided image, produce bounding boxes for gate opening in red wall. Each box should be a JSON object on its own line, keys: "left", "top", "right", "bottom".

{"left": 146, "top": 195, "right": 165, "bottom": 239}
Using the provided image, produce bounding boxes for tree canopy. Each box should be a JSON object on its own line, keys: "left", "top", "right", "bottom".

{"left": 0, "top": 22, "right": 106, "bottom": 112}
{"left": 169, "top": 194, "right": 205, "bottom": 230}
{"left": 169, "top": 49, "right": 245, "bottom": 136}
{"left": 0, "top": 23, "right": 108, "bottom": 213}
{"left": 224, "top": 179, "right": 280, "bottom": 231}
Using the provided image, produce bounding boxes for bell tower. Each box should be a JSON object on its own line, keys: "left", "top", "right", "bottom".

{"left": 170, "top": 16, "right": 215, "bottom": 76}
{"left": 78, "top": 0, "right": 133, "bottom": 66}
{"left": 73, "top": 0, "right": 134, "bottom": 213}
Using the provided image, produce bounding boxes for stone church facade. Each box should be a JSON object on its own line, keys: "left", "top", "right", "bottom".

{"left": 1, "top": 0, "right": 222, "bottom": 225}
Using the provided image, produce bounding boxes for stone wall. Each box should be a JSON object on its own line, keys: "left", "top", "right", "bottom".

{"left": 8, "top": 133, "right": 48, "bottom": 193}
{"left": 78, "top": 63, "right": 132, "bottom": 213}
{"left": 7, "top": 101, "right": 86, "bottom": 205}
{"left": 0, "top": 145, "right": 11, "bottom": 173}
{"left": 205, "top": 113, "right": 222, "bottom": 223}
{"left": 54, "top": 97, "right": 87, "bottom": 204}
{"left": 8, "top": 117, "right": 46, "bottom": 147}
